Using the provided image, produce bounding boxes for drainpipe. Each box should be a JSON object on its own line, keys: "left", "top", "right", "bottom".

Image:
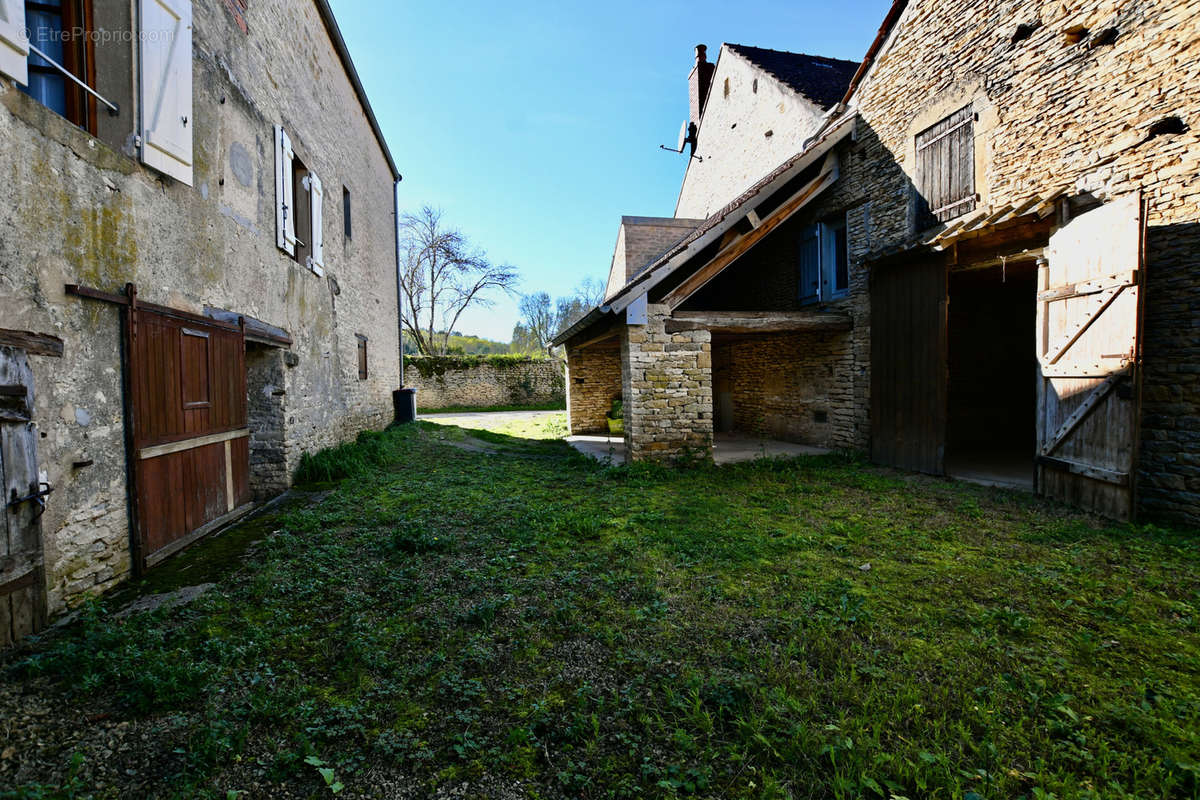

{"left": 393, "top": 177, "right": 403, "bottom": 387}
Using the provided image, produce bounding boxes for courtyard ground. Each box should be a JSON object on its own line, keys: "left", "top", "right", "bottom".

{"left": 0, "top": 419, "right": 1197, "bottom": 799}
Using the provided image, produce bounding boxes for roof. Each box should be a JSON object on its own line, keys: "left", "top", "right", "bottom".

{"left": 551, "top": 113, "right": 857, "bottom": 348}
{"left": 726, "top": 44, "right": 860, "bottom": 109}
{"left": 314, "top": 0, "right": 401, "bottom": 182}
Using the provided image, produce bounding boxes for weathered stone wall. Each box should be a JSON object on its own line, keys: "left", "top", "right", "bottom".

{"left": 676, "top": 45, "right": 827, "bottom": 219}
{"left": 840, "top": 0, "right": 1200, "bottom": 523}
{"left": 404, "top": 357, "right": 564, "bottom": 410}
{"left": 0, "top": 0, "right": 401, "bottom": 612}
{"left": 721, "top": 331, "right": 856, "bottom": 448}
{"left": 605, "top": 217, "right": 702, "bottom": 301}
{"left": 621, "top": 305, "right": 713, "bottom": 461}
{"left": 566, "top": 341, "right": 622, "bottom": 434}
{"left": 682, "top": 197, "right": 875, "bottom": 452}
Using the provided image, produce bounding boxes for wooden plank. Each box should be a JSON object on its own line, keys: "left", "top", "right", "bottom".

{"left": 1037, "top": 455, "right": 1129, "bottom": 486}
{"left": 1041, "top": 286, "right": 1124, "bottom": 365}
{"left": 662, "top": 158, "right": 839, "bottom": 310}
{"left": 1039, "top": 360, "right": 1129, "bottom": 378}
{"left": 1037, "top": 270, "right": 1136, "bottom": 302}
{"left": 0, "top": 330, "right": 64, "bottom": 358}
{"left": 138, "top": 428, "right": 249, "bottom": 460}
{"left": 665, "top": 311, "right": 852, "bottom": 334}
{"left": 1040, "top": 369, "right": 1127, "bottom": 457}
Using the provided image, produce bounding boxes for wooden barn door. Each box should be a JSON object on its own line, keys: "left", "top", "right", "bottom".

{"left": 1036, "top": 193, "right": 1144, "bottom": 519}
{"left": 0, "top": 346, "right": 47, "bottom": 646}
{"left": 128, "top": 304, "right": 252, "bottom": 569}
{"left": 870, "top": 254, "right": 948, "bottom": 474}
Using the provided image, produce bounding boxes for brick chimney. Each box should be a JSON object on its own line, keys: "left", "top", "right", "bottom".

{"left": 688, "top": 44, "right": 715, "bottom": 133}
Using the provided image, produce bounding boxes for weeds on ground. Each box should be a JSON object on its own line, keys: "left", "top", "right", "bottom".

{"left": 4, "top": 422, "right": 1199, "bottom": 799}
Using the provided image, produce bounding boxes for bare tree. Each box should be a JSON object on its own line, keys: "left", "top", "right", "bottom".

{"left": 398, "top": 206, "right": 519, "bottom": 355}
{"left": 512, "top": 278, "right": 607, "bottom": 355}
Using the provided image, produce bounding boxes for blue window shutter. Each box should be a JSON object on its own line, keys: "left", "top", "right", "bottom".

{"left": 798, "top": 225, "right": 821, "bottom": 304}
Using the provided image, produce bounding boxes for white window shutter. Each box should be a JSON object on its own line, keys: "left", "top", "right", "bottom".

{"left": 274, "top": 125, "right": 296, "bottom": 256}
{"left": 0, "top": 0, "right": 29, "bottom": 86}
{"left": 139, "top": 0, "right": 193, "bottom": 185}
{"left": 309, "top": 173, "right": 325, "bottom": 275}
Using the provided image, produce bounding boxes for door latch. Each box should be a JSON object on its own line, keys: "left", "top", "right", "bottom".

{"left": 8, "top": 482, "right": 53, "bottom": 518}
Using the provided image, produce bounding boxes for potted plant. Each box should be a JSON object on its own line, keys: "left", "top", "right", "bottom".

{"left": 606, "top": 397, "right": 624, "bottom": 436}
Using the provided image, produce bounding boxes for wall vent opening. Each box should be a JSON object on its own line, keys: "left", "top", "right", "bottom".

{"left": 813, "top": 410, "right": 828, "bottom": 424}
{"left": 1011, "top": 22, "right": 1039, "bottom": 44}
{"left": 1064, "top": 25, "right": 1089, "bottom": 45}
{"left": 1145, "top": 116, "right": 1188, "bottom": 141}
{"left": 1089, "top": 27, "right": 1119, "bottom": 48}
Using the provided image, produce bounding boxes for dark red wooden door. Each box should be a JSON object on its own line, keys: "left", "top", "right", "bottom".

{"left": 128, "top": 306, "right": 251, "bottom": 568}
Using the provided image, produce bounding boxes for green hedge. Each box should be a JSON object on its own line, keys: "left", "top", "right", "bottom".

{"left": 404, "top": 354, "right": 558, "bottom": 379}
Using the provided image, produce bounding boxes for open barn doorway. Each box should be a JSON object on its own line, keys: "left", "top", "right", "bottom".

{"left": 945, "top": 260, "right": 1038, "bottom": 489}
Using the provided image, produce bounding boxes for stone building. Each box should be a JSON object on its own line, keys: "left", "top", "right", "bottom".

{"left": 556, "top": 0, "right": 1200, "bottom": 525}
{"left": 0, "top": 0, "right": 403, "bottom": 641}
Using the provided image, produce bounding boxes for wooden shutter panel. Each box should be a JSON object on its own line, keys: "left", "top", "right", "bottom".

{"left": 139, "top": 0, "right": 193, "bottom": 185}
{"left": 798, "top": 225, "right": 821, "bottom": 303}
{"left": 309, "top": 173, "right": 325, "bottom": 275}
{"left": 0, "top": 0, "right": 28, "bottom": 86}
{"left": 275, "top": 125, "right": 295, "bottom": 255}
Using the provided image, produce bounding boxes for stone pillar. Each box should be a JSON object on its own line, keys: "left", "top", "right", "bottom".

{"left": 621, "top": 303, "right": 713, "bottom": 462}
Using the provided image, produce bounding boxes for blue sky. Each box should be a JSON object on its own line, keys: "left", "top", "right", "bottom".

{"left": 330, "top": 0, "right": 892, "bottom": 342}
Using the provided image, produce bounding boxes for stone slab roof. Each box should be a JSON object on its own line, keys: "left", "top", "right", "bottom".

{"left": 726, "top": 44, "right": 860, "bottom": 109}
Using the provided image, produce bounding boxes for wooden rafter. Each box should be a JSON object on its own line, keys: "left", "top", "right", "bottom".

{"left": 661, "top": 155, "right": 839, "bottom": 311}
{"left": 0, "top": 329, "right": 64, "bottom": 357}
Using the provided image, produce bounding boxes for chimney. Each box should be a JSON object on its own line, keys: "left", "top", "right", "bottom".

{"left": 688, "top": 44, "right": 715, "bottom": 133}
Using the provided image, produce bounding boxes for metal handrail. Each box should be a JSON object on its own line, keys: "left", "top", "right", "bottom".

{"left": 27, "top": 42, "right": 119, "bottom": 115}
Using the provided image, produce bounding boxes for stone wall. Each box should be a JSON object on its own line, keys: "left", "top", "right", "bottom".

{"left": 621, "top": 305, "right": 713, "bottom": 461}
{"left": 566, "top": 340, "right": 622, "bottom": 434}
{"left": 404, "top": 357, "right": 564, "bottom": 410}
{"left": 0, "top": 0, "right": 401, "bottom": 612}
{"left": 840, "top": 0, "right": 1200, "bottom": 523}
{"left": 720, "top": 331, "right": 856, "bottom": 448}
{"left": 676, "top": 45, "right": 827, "bottom": 219}
{"left": 605, "top": 217, "right": 702, "bottom": 301}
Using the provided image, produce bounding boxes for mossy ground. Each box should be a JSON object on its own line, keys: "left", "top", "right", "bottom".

{"left": 2, "top": 421, "right": 1197, "bottom": 799}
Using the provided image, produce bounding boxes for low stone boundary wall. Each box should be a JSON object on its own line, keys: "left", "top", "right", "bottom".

{"left": 404, "top": 356, "right": 565, "bottom": 409}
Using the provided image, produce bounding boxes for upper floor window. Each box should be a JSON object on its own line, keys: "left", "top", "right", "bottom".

{"left": 0, "top": 0, "right": 195, "bottom": 186}
{"left": 20, "top": 0, "right": 97, "bottom": 133}
{"left": 916, "top": 105, "right": 976, "bottom": 225}
{"left": 798, "top": 215, "right": 849, "bottom": 305}
{"left": 275, "top": 124, "right": 325, "bottom": 276}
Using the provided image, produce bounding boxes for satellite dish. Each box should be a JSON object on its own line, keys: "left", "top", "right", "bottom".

{"left": 676, "top": 120, "right": 688, "bottom": 152}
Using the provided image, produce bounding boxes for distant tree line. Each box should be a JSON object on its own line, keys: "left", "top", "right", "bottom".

{"left": 511, "top": 278, "right": 605, "bottom": 356}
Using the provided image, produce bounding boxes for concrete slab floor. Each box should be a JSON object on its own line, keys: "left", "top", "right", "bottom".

{"left": 566, "top": 432, "right": 829, "bottom": 465}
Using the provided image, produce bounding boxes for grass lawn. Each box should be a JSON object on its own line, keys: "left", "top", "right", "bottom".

{"left": 1, "top": 421, "right": 1197, "bottom": 799}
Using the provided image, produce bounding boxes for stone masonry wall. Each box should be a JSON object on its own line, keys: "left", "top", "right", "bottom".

{"left": 566, "top": 341, "right": 622, "bottom": 434}
{"left": 621, "top": 305, "right": 713, "bottom": 461}
{"left": 0, "top": 0, "right": 401, "bottom": 613}
{"left": 404, "top": 358, "right": 564, "bottom": 410}
{"left": 723, "top": 331, "right": 856, "bottom": 449}
{"left": 841, "top": 0, "right": 1200, "bottom": 523}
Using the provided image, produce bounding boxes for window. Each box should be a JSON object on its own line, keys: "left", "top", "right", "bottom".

{"left": 274, "top": 124, "right": 325, "bottom": 275}
{"left": 343, "top": 186, "right": 352, "bottom": 240}
{"left": 798, "top": 216, "right": 849, "bottom": 305}
{"left": 915, "top": 105, "right": 976, "bottom": 225}
{"left": 20, "top": 0, "right": 97, "bottom": 133}
{"left": 356, "top": 335, "right": 368, "bottom": 380}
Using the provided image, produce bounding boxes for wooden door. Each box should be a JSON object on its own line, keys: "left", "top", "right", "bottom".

{"left": 0, "top": 346, "right": 47, "bottom": 646}
{"left": 128, "top": 306, "right": 252, "bottom": 569}
{"left": 870, "top": 254, "right": 948, "bottom": 474}
{"left": 1036, "top": 193, "right": 1144, "bottom": 519}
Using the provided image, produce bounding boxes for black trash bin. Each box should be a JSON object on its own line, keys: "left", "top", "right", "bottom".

{"left": 394, "top": 387, "right": 417, "bottom": 424}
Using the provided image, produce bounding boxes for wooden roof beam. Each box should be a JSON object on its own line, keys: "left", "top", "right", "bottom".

{"left": 664, "top": 311, "right": 853, "bottom": 335}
